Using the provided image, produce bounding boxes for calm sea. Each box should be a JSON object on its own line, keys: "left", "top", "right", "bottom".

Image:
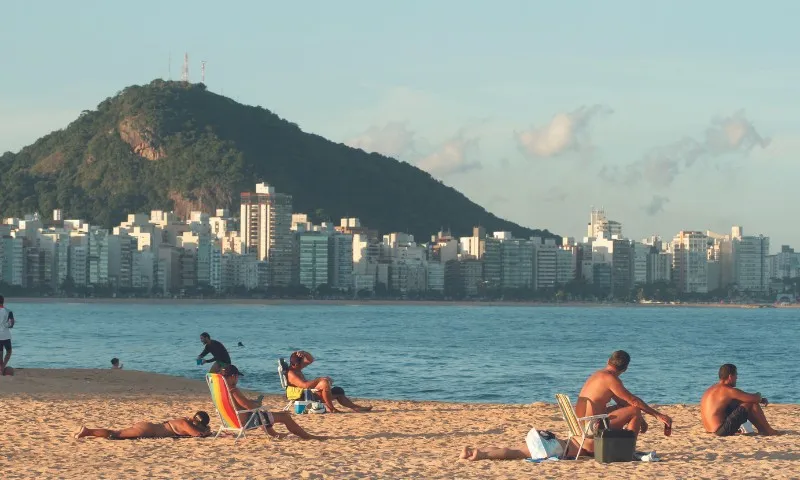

{"left": 5, "top": 302, "right": 798, "bottom": 404}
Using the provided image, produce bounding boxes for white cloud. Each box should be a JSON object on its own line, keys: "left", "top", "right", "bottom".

{"left": 416, "top": 132, "right": 481, "bottom": 176}
{"left": 601, "top": 111, "right": 771, "bottom": 187}
{"left": 516, "top": 104, "right": 612, "bottom": 158}
{"left": 344, "top": 122, "right": 416, "bottom": 158}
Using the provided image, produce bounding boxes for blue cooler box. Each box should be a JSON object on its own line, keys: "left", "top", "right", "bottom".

{"left": 294, "top": 401, "right": 310, "bottom": 414}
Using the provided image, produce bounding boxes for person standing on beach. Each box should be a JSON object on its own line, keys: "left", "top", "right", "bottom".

{"left": 571, "top": 350, "right": 672, "bottom": 456}
{"left": 197, "top": 332, "right": 231, "bottom": 373}
{"left": 700, "top": 363, "right": 778, "bottom": 436}
{"left": 0, "top": 295, "right": 16, "bottom": 376}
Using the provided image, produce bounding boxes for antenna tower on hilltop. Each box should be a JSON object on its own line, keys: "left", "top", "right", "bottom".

{"left": 201, "top": 60, "right": 206, "bottom": 83}
{"left": 181, "top": 53, "right": 189, "bottom": 82}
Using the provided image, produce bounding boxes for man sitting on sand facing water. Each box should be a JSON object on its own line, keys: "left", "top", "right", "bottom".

{"left": 286, "top": 350, "right": 372, "bottom": 414}
{"left": 700, "top": 363, "right": 778, "bottom": 436}
{"left": 75, "top": 411, "right": 211, "bottom": 439}
{"left": 460, "top": 350, "right": 672, "bottom": 461}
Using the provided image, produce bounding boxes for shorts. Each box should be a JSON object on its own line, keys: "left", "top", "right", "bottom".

{"left": 0, "top": 339, "right": 10, "bottom": 351}
{"left": 246, "top": 410, "right": 274, "bottom": 429}
{"left": 213, "top": 361, "right": 230, "bottom": 369}
{"left": 715, "top": 404, "right": 749, "bottom": 437}
{"left": 309, "top": 386, "right": 345, "bottom": 401}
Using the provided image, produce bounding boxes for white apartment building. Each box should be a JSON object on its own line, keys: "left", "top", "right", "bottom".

{"left": 672, "top": 231, "right": 708, "bottom": 293}
{"left": 1, "top": 236, "right": 25, "bottom": 286}
{"left": 731, "top": 227, "right": 769, "bottom": 293}
{"left": 587, "top": 208, "right": 622, "bottom": 240}
{"left": 240, "top": 183, "right": 293, "bottom": 286}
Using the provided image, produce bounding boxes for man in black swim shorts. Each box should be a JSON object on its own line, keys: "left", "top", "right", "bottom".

{"left": 700, "top": 363, "right": 778, "bottom": 436}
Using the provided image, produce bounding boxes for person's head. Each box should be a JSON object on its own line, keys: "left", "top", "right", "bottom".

{"left": 290, "top": 350, "right": 314, "bottom": 369}
{"left": 719, "top": 363, "right": 738, "bottom": 386}
{"left": 607, "top": 350, "right": 631, "bottom": 374}
{"left": 111, "top": 358, "right": 119, "bottom": 367}
{"left": 192, "top": 411, "right": 210, "bottom": 428}
{"left": 221, "top": 364, "right": 244, "bottom": 385}
{"left": 200, "top": 332, "right": 211, "bottom": 345}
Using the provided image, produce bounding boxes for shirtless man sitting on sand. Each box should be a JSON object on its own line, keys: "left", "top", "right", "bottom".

{"left": 700, "top": 363, "right": 778, "bottom": 436}
{"left": 571, "top": 350, "right": 673, "bottom": 456}
{"left": 286, "top": 350, "right": 372, "bottom": 414}
{"left": 75, "top": 411, "right": 211, "bottom": 439}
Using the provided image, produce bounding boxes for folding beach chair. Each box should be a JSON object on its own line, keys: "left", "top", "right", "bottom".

{"left": 278, "top": 358, "right": 319, "bottom": 411}
{"left": 206, "top": 373, "right": 271, "bottom": 441}
{"left": 555, "top": 393, "right": 610, "bottom": 460}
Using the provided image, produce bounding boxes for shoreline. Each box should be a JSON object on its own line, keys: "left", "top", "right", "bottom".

{"left": 10, "top": 296, "right": 798, "bottom": 309}
{"left": 2, "top": 369, "right": 797, "bottom": 479}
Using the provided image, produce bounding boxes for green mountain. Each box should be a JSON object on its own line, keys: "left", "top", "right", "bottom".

{"left": 0, "top": 80, "right": 556, "bottom": 241}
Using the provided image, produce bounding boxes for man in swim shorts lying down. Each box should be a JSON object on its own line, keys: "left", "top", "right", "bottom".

{"left": 700, "top": 363, "right": 778, "bottom": 436}
{"left": 75, "top": 411, "right": 211, "bottom": 439}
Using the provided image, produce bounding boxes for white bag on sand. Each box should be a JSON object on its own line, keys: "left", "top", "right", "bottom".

{"left": 526, "top": 428, "right": 564, "bottom": 460}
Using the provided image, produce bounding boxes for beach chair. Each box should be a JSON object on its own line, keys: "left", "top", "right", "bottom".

{"left": 278, "top": 358, "right": 319, "bottom": 411}
{"left": 555, "top": 393, "right": 610, "bottom": 460}
{"left": 206, "top": 373, "right": 270, "bottom": 441}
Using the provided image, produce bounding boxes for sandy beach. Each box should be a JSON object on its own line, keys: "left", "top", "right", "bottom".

{"left": 0, "top": 369, "right": 797, "bottom": 479}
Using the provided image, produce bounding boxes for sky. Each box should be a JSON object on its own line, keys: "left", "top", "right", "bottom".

{"left": 2, "top": 1, "right": 799, "bottom": 249}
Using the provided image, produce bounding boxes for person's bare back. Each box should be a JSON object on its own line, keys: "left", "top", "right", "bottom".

{"left": 700, "top": 364, "right": 777, "bottom": 436}
{"left": 576, "top": 370, "right": 618, "bottom": 418}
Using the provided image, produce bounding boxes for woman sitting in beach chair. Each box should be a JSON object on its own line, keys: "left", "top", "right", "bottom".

{"left": 75, "top": 411, "right": 211, "bottom": 440}
{"left": 286, "top": 350, "right": 372, "bottom": 414}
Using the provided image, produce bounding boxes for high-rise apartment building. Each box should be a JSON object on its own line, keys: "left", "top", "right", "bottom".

{"left": 672, "top": 231, "right": 708, "bottom": 293}
{"left": 240, "top": 183, "right": 293, "bottom": 286}
{"left": 731, "top": 226, "right": 769, "bottom": 293}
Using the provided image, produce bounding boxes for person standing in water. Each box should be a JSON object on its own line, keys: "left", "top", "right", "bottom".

{"left": 197, "top": 332, "right": 231, "bottom": 373}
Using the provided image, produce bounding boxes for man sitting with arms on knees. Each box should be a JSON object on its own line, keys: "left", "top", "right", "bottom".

{"left": 75, "top": 411, "right": 211, "bottom": 439}
{"left": 222, "top": 365, "right": 325, "bottom": 440}
{"left": 700, "top": 363, "right": 778, "bottom": 436}
{"left": 286, "top": 350, "right": 372, "bottom": 414}
{"left": 571, "top": 350, "right": 672, "bottom": 457}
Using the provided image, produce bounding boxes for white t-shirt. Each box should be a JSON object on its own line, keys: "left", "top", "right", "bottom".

{"left": 0, "top": 307, "right": 13, "bottom": 341}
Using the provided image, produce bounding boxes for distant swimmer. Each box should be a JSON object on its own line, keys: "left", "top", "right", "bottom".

{"left": 111, "top": 358, "right": 123, "bottom": 369}
{"left": 700, "top": 363, "right": 778, "bottom": 436}
{"left": 197, "top": 332, "right": 231, "bottom": 373}
{"left": 0, "top": 295, "right": 16, "bottom": 376}
{"left": 237, "top": 342, "right": 244, "bottom": 347}
{"left": 75, "top": 412, "right": 211, "bottom": 440}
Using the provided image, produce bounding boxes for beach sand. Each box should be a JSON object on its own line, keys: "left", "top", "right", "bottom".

{"left": 1, "top": 369, "right": 797, "bottom": 479}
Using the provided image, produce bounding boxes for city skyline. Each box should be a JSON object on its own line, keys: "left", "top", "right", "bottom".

{"left": 3, "top": 1, "right": 799, "bottom": 247}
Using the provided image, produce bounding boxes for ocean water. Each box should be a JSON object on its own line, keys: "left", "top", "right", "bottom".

{"left": 5, "top": 302, "right": 798, "bottom": 404}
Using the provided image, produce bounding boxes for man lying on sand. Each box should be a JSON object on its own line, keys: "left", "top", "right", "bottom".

{"left": 222, "top": 365, "right": 326, "bottom": 440}
{"left": 286, "top": 350, "right": 372, "bottom": 414}
{"left": 460, "top": 350, "right": 672, "bottom": 461}
{"left": 700, "top": 363, "right": 778, "bottom": 436}
{"left": 75, "top": 411, "right": 211, "bottom": 439}
{"left": 572, "top": 350, "right": 672, "bottom": 456}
